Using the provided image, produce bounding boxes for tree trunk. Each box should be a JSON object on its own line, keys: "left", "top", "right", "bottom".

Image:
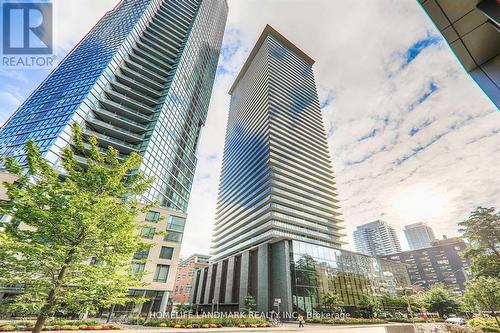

{"left": 33, "top": 251, "right": 74, "bottom": 333}
{"left": 493, "top": 312, "right": 499, "bottom": 327}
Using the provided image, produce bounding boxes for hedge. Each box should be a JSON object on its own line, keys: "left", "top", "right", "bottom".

{"left": 126, "top": 316, "right": 269, "bottom": 329}
{"left": 306, "top": 317, "right": 388, "bottom": 325}
{"left": 0, "top": 321, "right": 121, "bottom": 332}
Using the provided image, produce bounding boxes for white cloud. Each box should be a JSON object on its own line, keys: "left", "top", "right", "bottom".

{"left": 0, "top": 0, "right": 496, "bottom": 257}
{"left": 181, "top": 0, "right": 498, "bottom": 256}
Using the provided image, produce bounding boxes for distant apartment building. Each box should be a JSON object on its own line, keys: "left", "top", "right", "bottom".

{"left": 418, "top": 0, "right": 499, "bottom": 108}
{"left": 353, "top": 220, "right": 402, "bottom": 256}
{"left": 170, "top": 254, "right": 209, "bottom": 304}
{"left": 381, "top": 237, "right": 472, "bottom": 294}
{"left": 404, "top": 222, "right": 436, "bottom": 250}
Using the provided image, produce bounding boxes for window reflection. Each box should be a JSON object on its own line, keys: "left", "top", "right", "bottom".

{"left": 290, "top": 240, "right": 410, "bottom": 314}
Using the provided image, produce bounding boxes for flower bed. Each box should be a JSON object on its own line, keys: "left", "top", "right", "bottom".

{"left": 306, "top": 317, "right": 388, "bottom": 325}
{"left": 126, "top": 317, "right": 269, "bottom": 329}
{"left": 467, "top": 318, "right": 500, "bottom": 333}
{"left": 0, "top": 321, "right": 122, "bottom": 332}
{"left": 388, "top": 317, "right": 444, "bottom": 323}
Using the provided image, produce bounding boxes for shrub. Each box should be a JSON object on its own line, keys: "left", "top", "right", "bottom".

{"left": 0, "top": 325, "right": 16, "bottom": 332}
{"left": 467, "top": 317, "right": 500, "bottom": 333}
{"left": 307, "top": 317, "right": 387, "bottom": 325}
{"left": 126, "top": 316, "right": 268, "bottom": 328}
{"left": 445, "top": 324, "right": 482, "bottom": 333}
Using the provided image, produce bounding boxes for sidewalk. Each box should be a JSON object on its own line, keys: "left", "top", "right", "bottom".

{"left": 0, "top": 323, "right": 446, "bottom": 333}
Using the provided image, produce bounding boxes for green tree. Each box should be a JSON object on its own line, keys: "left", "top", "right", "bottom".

{"left": 459, "top": 207, "right": 500, "bottom": 277}
{"left": 242, "top": 295, "right": 256, "bottom": 314}
{"left": 357, "top": 294, "right": 381, "bottom": 318}
{"left": 464, "top": 277, "right": 500, "bottom": 327}
{"left": 176, "top": 303, "right": 194, "bottom": 313}
{"left": 321, "top": 292, "right": 343, "bottom": 313}
{"left": 0, "top": 124, "right": 153, "bottom": 333}
{"left": 421, "top": 283, "right": 462, "bottom": 317}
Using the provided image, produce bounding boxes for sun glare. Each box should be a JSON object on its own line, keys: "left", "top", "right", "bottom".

{"left": 391, "top": 184, "right": 449, "bottom": 221}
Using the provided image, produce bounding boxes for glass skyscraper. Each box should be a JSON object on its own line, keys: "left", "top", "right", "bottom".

{"left": 0, "top": 0, "right": 227, "bottom": 212}
{"left": 353, "top": 220, "right": 402, "bottom": 256}
{"left": 211, "top": 25, "right": 345, "bottom": 262}
{"left": 403, "top": 222, "right": 436, "bottom": 250}
{"left": 191, "top": 26, "right": 410, "bottom": 314}
{"left": 0, "top": 0, "right": 227, "bottom": 314}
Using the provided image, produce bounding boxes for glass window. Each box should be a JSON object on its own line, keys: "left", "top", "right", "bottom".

{"left": 130, "top": 263, "right": 145, "bottom": 275}
{"left": 159, "top": 246, "right": 174, "bottom": 259}
{"left": 153, "top": 264, "right": 170, "bottom": 282}
{"left": 167, "top": 215, "right": 186, "bottom": 231}
{"left": 133, "top": 249, "right": 149, "bottom": 260}
{"left": 145, "top": 211, "right": 160, "bottom": 223}
{"left": 140, "top": 227, "right": 155, "bottom": 239}
{"left": 164, "top": 230, "right": 182, "bottom": 243}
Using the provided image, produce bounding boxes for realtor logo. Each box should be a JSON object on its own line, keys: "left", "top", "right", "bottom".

{"left": 1, "top": 0, "right": 54, "bottom": 68}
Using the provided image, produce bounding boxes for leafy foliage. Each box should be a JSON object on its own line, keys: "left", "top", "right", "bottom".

{"left": 0, "top": 124, "right": 153, "bottom": 331}
{"left": 176, "top": 303, "right": 194, "bottom": 313}
{"left": 321, "top": 292, "right": 343, "bottom": 313}
{"left": 464, "top": 277, "right": 500, "bottom": 327}
{"left": 242, "top": 295, "right": 256, "bottom": 314}
{"left": 459, "top": 207, "right": 500, "bottom": 277}
{"left": 357, "top": 294, "right": 382, "bottom": 318}
{"left": 126, "top": 316, "right": 268, "bottom": 328}
{"left": 421, "top": 283, "right": 462, "bottom": 317}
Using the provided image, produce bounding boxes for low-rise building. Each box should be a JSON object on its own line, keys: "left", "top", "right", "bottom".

{"left": 171, "top": 254, "right": 210, "bottom": 305}
{"left": 381, "top": 237, "right": 471, "bottom": 294}
{"left": 190, "top": 239, "right": 412, "bottom": 314}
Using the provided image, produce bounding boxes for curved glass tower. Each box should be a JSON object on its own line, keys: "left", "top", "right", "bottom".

{"left": 0, "top": 0, "right": 228, "bottom": 212}
{"left": 211, "top": 25, "right": 345, "bottom": 261}
{"left": 0, "top": 0, "right": 227, "bottom": 313}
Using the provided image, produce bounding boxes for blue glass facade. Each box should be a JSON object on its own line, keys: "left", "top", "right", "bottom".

{"left": 0, "top": 0, "right": 228, "bottom": 212}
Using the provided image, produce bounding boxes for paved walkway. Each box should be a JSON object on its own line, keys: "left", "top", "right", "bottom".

{"left": 1, "top": 323, "right": 447, "bottom": 333}
{"left": 120, "top": 323, "right": 432, "bottom": 333}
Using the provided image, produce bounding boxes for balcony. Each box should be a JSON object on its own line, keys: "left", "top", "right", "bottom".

{"left": 105, "top": 89, "right": 155, "bottom": 115}
{"left": 128, "top": 52, "right": 170, "bottom": 78}
{"left": 151, "top": 15, "right": 185, "bottom": 42}
{"left": 143, "top": 28, "right": 180, "bottom": 55}
{"left": 121, "top": 65, "right": 164, "bottom": 90}
{"left": 140, "top": 34, "right": 177, "bottom": 60}
{"left": 93, "top": 107, "right": 148, "bottom": 133}
{"left": 135, "top": 41, "right": 173, "bottom": 69}
{"left": 99, "top": 98, "right": 152, "bottom": 123}
{"left": 148, "top": 20, "right": 183, "bottom": 45}
{"left": 109, "top": 80, "right": 158, "bottom": 106}
{"left": 87, "top": 117, "right": 144, "bottom": 143}
{"left": 84, "top": 129, "right": 138, "bottom": 154}
{"left": 115, "top": 72, "right": 162, "bottom": 99}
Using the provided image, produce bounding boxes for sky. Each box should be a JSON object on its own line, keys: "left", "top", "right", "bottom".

{"left": 0, "top": 0, "right": 498, "bottom": 256}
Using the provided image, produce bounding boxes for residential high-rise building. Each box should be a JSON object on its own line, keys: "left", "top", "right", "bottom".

{"left": 190, "top": 25, "right": 411, "bottom": 314}
{"left": 171, "top": 254, "right": 210, "bottom": 304}
{"left": 210, "top": 24, "right": 345, "bottom": 262}
{"left": 382, "top": 237, "right": 472, "bottom": 294}
{"left": 418, "top": 0, "right": 499, "bottom": 108}
{"left": 404, "top": 222, "right": 436, "bottom": 250}
{"left": 0, "top": 0, "right": 227, "bottom": 314}
{"left": 353, "top": 220, "right": 402, "bottom": 256}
